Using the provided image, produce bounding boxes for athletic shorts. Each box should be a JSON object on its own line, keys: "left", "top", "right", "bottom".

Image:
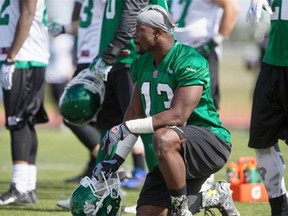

{"left": 137, "top": 125, "right": 231, "bottom": 209}
{"left": 3, "top": 67, "right": 48, "bottom": 129}
{"left": 249, "top": 63, "right": 288, "bottom": 148}
{"left": 96, "top": 63, "right": 134, "bottom": 130}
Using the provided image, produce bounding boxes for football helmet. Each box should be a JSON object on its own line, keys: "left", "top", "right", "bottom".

{"left": 70, "top": 173, "right": 124, "bottom": 216}
{"left": 59, "top": 69, "right": 105, "bottom": 125}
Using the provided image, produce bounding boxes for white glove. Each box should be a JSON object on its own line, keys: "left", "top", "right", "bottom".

{"left": 48, "top": 22, "right": 65, "bottom": 37}
{"left": 0, "top": 60, "right": 15, "bottom": 90}
{"left": 92, "top": 58, "right": 112, "bottom": 81}
{"left": 246, "top": 0, "right": 273, "bottom": 24}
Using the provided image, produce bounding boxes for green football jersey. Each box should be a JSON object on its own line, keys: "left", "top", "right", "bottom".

{"left": 263, "top": 0, "right": 288, "bottom": 66}
{"left": 131, "top": 42, "right": 230, "bottom": 143}
{"left": 98, "top": 0, "right": 168, "bottom": 65}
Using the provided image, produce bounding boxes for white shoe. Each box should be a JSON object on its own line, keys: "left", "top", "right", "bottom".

{"left": 200, "top": 174, "right": 215, "bottom": 192}
{"left": 124, "top": 205, "right": 137, "bottom": 214}
{"left": 56, "top": 198, "right": 70, "bottom": 209}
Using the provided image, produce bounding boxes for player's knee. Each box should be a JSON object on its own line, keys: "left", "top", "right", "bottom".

{"left": 152, "top": 128, "right": 179, "bottom": 158}
{"left": 6, "top": 115, "right": 26, "bottom": 130}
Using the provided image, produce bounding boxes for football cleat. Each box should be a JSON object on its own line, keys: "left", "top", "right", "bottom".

{"left": 0, "top": 184, "right": 33, "bottom": 205}
{"left": 124, "top": 204, "right": 137, "bottom": 214}
{"left": 201, "top": 180, "right": 240, "bottom": 216}
{"left": 121, "top": 168, "right": 146, "bottom": 189}
{"left": 70, "top": 173, "right": 124, "bottom": 216}
{"left": 57, "top": 198, "right": 71, "bottom": 210}
{"left": 59, "top": 69, "right": 105, "bottom": 125}
{"left": 29, "top": 189, "right": 38, "bottom": 204}
{"left": 170, "top": 195, "right": 192, "bottom": 216}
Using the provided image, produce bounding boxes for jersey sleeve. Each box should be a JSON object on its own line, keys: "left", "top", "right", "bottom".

{"left": 174, "top": 50, "right": 210, "bottom": 89}
{"left": 114, "top": 0, "right": 150, "bottom": 46}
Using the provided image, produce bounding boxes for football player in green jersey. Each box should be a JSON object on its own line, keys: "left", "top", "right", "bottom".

{"left": 247, "top": 0, "right": 288, "bottom": 215}
{"left": 93, "top": 5, "right": 239, "bottom": 216}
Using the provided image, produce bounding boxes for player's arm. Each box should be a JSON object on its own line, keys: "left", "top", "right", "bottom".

{"left": 152, "top": 85, "right": 203, "bottom": 130}
{"left": 7, "top": 0, "right": 37, "bottom": 61}
{"left": 213, "top": 0, "right": 239, "bottom": 39}
{"left": 71, "top": 1, "right": 82, "bottom": 31}
{"left": 124, "top": 83, "right": 146, "bottom": 122}
{"left": 48, "top": 1, "right": 81, "bottom": 37}
{"left": 102, "top": 0, "right": 150, "bottom": 65}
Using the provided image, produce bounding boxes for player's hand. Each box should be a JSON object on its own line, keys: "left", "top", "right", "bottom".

{"left": 0, "top": 59, "right": 15, "bottom": 90}
{"left": 48, "top": 22, "right": 64, "bottom": 37}
{"left": 102, "top": 40, "right": 124, "bottom": 65}
{"left": 246, "top": 0, "right": 272, "bottom": 24}
{"left": 195, "top": 40, "right": 218, "bottom": 58}
{"left": 93, "top": 155, "right": 124, "bottom": 181}
{"left": 102, "top": 123, "right": 130, "bottom": 155}
{"left": 90, "top": 58, "right": 112, "bottom": 81}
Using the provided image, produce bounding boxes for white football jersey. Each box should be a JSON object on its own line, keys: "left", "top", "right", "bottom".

{"left": 169, "top": 0, "right": 222, "bottom": 47}
{"left": 76, "top": 0, "right": 105, "bottom": 64}
{"left": 0, "top": 0, "right": 49, "bottom": 64}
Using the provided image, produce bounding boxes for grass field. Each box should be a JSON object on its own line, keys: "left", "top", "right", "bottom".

{"left": 0, "top": 43, "right": 287, "bottom": 216}
{"left": 1, "top": 128, "right": 288, "bottom": 216}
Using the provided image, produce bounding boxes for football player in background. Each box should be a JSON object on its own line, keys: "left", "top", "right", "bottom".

{"left": 48, "top": 0, "right": 103, "bottom": 184}
{"left": 0, "top": 0, "right": 49, "bottom": 205}
{"left": 49, "top": 0, "right": 148, "bottom": 189}
{"left": 50, "top": 0, "right": 168, "bottom": 210}
{"left": 168, "top": 0, "right": 239, "bottom": 110}
{"left": 93, "top": 5, "right": 240, "bottom": 216}
{"left": 246, "top": 0, "right": 288, "bottom": 215}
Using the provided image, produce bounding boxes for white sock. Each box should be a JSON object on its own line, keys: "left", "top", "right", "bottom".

{"left": 27, "top": 165, "right": 37, "bottom": 191}
{"left": 12, "top": 164, "right": 29, "bottom": 193}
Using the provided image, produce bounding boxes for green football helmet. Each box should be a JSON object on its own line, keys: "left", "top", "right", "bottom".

{"left": 59, "top": 69, "right": 105, "bottom": 125}
{"left": 70, "top": 174, "right": 124, "bottom": 216}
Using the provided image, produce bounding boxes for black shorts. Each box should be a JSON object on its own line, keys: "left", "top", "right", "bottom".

{"left": 137, "top": 125, "right": 231, "bottom": 209}
{"left": 249, "top": 63, "right": 288, "bottom": 148}
{"left": 96, "top": 63, "right": 134, "bottom": 130}
{"left": 3, "top": 67, "right": 48, "bottom": 129}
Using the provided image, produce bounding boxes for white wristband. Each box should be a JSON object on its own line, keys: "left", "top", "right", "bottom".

{"left": 115, "top": 133, "right": 138, "bottom": 159}
{"left": 125, "top": 117, "right": 154, "bottom": 134}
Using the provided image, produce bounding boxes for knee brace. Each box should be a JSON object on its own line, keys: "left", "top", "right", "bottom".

{"left": 255, "top": 144, "right": 286, "bottom": 198}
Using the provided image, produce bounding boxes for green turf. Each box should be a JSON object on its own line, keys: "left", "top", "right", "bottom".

{"left": 1, "top": 128, "right": 287, "bottom": 215}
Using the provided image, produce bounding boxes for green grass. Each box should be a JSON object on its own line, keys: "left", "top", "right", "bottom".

{"left": 1, "top": 128, "right": 287, "bottom": 215}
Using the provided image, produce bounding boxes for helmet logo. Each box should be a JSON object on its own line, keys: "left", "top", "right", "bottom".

{"left": 107, "top": 205, "right": 112, "bottom": 214}
{"left": 83, "top": 201, "right": 100, "bottom": 215}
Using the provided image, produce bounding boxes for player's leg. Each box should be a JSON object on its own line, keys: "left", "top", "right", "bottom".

{"left": 0, "top": 67, "right": 48, "bottom": 205}
{"left": 96, "top": 64, "right": 146, "bottom": 185}
{"left": 249, "top": 64, "right": 288, "bottom": 215}
{"left": 255, "top": 145, "right": 288, "bottom": 215}
{"left": 169, "top": 125, "right": 239, "bottom": 215}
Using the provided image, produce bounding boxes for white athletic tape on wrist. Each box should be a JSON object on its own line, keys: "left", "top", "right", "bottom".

{"left": 115, "top": 134, "right": 138, "bottom": 159}
{"left": 125, "top": 117, "right": 154, "bottom": 134}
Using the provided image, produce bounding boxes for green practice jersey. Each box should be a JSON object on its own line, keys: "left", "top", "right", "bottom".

{"left": 97, "top": 0, "right": 167, "bottom": 65}
{"left": 131, "top": 42, "right": 230, "bottom": 143}
{"left": 263, "top": 0, "right": 288, "bottom": 66}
